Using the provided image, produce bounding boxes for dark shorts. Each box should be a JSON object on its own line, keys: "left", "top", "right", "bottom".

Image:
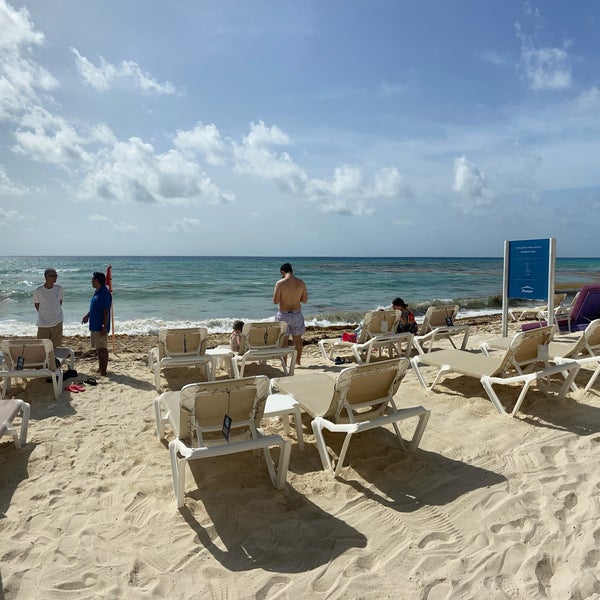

{"left": 276, "top": 310, "right": 305, "bottom": 336}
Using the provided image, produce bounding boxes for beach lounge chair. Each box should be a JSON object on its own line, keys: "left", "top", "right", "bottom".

{"left": 232, "top": 321, "right": 297, "bottom": 378}
{"left": 484, "top": 319, "right": 600, "bottom": 393}
{"left": 155, "top": 376, "right": 291, "bottom": 507}
{"left": 0, "top": 399, "right": 30, "bottom": 448}
{"left": 0, "top": 339, "right": 63, "bottom": 400}
{"left": 509, "top": 293, "right": 567, "bottom": 323}
{"left": 549, "top": 319, "right": 600, "bottom": 391}
{"left": 521, "top": 285, "right": 600, "bottom": 333}
{"left": 271, "top": 358, "right": 430, "bottom": 477}
{"left": 413, "top": 304, "right": 470, "bottom": 354}
{"left": 318, "top": 310, "right": 413, "bottom": 364}
{"left": 411, "top": 326, "right": 580, "bottom": 417}
{"left": 148, "top": 327, "right": 213, "bottom": 391}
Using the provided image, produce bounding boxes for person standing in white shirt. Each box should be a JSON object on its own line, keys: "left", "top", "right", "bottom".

{"left": 33, "top": 268, "right": 64, "bottom": 349}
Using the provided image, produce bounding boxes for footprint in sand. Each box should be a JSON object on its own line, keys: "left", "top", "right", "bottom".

{"left": 554, "top": 490, "right": 577, "bottom": 521}
{"left": 423, "top": 578, "right": 453, "bottom": 600}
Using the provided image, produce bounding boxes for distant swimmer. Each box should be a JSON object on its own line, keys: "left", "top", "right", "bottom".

{"left": 273, "top": 262, "right": 308, "bottom": 366}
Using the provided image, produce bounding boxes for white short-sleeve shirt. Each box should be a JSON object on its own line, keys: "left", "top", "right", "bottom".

{"left": 33, "top": 284, "right": 64, "bottom": 327}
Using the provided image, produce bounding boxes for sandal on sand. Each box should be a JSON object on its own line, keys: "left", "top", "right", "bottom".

{"left": 84, "top": 377, "right": 98, "bottom": 386}
{"left": 334, "top": 356, "right": 347, "bottom": 365}
{"left": 64, "top": 384, "right": 80, "bottom": 393}
{"left": 72, "top": 383, "right": 86, "bottom": 392}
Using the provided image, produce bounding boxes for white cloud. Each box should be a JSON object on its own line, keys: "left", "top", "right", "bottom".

{"left": 78, "top": 137, "right": 235, "bottom": 205}
{"left": 70, "top": 47, "right": 176, "bottom": 95}
{"left": 0, "top": 165, "right": 28, "bottom": 195}
{"left": 0, "top": 0, "right": 58, "bottom": 120}
{"left": 452, "top": 155, "right": 493, "bottom": 213}
{"left": 573, "top": 87, "right": 600, "bottom": 112}
{"left": 244, "top": 120, "right": 290, "bottom": 147}
{"left": 164, "top": 217, "right": 201, "bottom": 233}
{"left": 515, "top": 15, "right": 572, "bottom": 91}
{"left": 87, "top": 213, "right": 138, "bottom": 234}
{"left": 12, "top": 109, "right": 89, "bottom": 165}
{"left": 0, "top": 206, "right": 27, "bottom": 226}
{"left": 319, "top": 199, "right": 374, "bottom": 217}
{"left": 172, "top": 123, "right": 227, "bottom": 166}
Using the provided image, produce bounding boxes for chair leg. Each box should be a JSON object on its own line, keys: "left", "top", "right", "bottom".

{"left": 408, "top": 410, "right": 430, "bottom": 451}
{"left": 585, "top": 363, "right": 600, "bottom": 392}
{"left": 275, "top": 441, "right": 291, "bottom": 489}
{"left": 154, "top": 395, "right": 165, "bottom": 439}
{"left": 169, "top": 441, "right": 186, "bottom": 508}
{"left": 154, "top": 365, "right": 161, "bottom": 392}
{"left": 334, "top": 432, "right": 354, "bottom": 477}
{"left": 18, "top": 401, "right": 29, "bottom": 447}
{"left": 311, "top": 417, "right": 333, "bottom": 472}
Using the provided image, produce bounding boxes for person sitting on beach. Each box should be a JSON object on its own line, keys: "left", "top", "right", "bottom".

{"left": 392, "top": 297, "right": 418, "bottom": 334}
{"left": 230, "top": 320, "right": 244, "bottom": 353}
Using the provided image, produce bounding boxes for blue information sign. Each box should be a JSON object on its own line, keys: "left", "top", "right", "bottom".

{"left": 507, "top": 239, "right": 550, "bottom": 300}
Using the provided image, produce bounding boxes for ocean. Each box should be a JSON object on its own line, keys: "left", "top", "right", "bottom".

{"left": 1, "top": 256, "right": 599, "bottom": 337}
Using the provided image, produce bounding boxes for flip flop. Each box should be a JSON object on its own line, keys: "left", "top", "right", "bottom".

{"left": 72, "top": 383, "right": 86, "bottom": 392}
{"left": 84, "top": 377, "right": 98, "bottom": 386}
{"left": 64, "top": 384, "right": 80, "bottom": 393}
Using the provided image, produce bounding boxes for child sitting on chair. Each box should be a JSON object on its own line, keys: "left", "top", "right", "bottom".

{"left": 230, "top": 320, "right": 244, "bottom": 352}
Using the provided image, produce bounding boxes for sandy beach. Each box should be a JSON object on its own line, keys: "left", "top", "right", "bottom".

{"left": 1, "top": 316, "right": 599, "bottom": 599}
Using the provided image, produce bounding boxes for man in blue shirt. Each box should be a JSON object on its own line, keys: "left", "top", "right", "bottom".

{"left": 82, "top": 271, "right": 112, "bottom": 376}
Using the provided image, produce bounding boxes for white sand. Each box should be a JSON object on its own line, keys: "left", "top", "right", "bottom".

{"left": 1, "top": 323, "right": 599, "bottom": 599}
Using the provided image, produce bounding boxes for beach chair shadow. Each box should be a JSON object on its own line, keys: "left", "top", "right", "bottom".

{"left": 335, "top": 432, "right": 506, "bottom": 512}
{"left": 180, "top": 462, "right": 367, "bottom": 573}
{"left": 0, "top": 442, "right": 34, "bottom": 517}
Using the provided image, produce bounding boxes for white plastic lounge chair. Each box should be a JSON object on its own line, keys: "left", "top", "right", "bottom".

{"left": 548, "top": 318, "right": 600, "bottom": 391}
{"left": 155, "top": 376, "right": 291, "bottom": 507}
{"left": 483, "top": 320, "right": 600, "bottom": 393}
{"left": 318, "top": 310, "right": 413, "bottom": 364}
{"left": 54, "top": 346, "right": 76, "bottom": 370}
{"left": 271, "top": 358, "right": 430, "bottom": 477}
{"left": 0, "top": 399, "right": 30, "bottom": 448}
{"left": 411, "top": 326, "right": 580, "bottom": 417}
{"left": 232, "top": 321, "right": 297, "bottom": 378}
{"left": 148, "top": 327, "right": 213, "bottom": 391}
{"left": 0, "top": 339, "right": 63, "bottom": 400}
{"left": 509, "top": 293, "right": 567, "bottom": 322}
{"left": 413, "top": 304, "right": 470, "bottom": 354}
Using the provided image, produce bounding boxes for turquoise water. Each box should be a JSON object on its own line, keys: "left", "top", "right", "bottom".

{"left": 1, "top": 256, "right": 599, "bottom": 337}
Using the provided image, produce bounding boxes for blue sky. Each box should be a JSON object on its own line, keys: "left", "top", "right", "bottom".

{"left": 1, "top": 0, "right": 599, "bottom": 257}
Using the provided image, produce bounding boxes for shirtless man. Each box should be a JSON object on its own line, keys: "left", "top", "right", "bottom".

{"left": 273, "top": 262, "right": 308, "bottom": 366}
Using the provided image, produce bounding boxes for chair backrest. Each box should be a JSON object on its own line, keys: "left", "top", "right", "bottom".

{"left": 552, "top": 293, "right": 567, "bottom": 307}
{"left": 580, "top": 318, "right": 600, "bottom": 356}
{"left": 178, "top": 376, "right": 270, "bottom": 445}
{"left": 238, "top": 322, "right": 288, "bottom": 354}
{"left": 501, "top": 326, "right": 554, "bottom": 374}
{"left": 158, "top": 327, "right": 207, "bottom": 359}
{"left": 361, "top": 310, "right": 400, "bottom": 342}
{"left": 332, "top": 358, "right": 409, "bottom": 422}
{"left": 0, "top": 338, "right": 55, "bottom": 371}
{"left": 567, "top": 285, "right": 600, "bottom": 330}
{"left": 419, "top": 304, "right": 460, "bottom": 334}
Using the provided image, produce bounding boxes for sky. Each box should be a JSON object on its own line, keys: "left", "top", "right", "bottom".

{"left": 0, "top": 0, "right": 599, "bottom": 257}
